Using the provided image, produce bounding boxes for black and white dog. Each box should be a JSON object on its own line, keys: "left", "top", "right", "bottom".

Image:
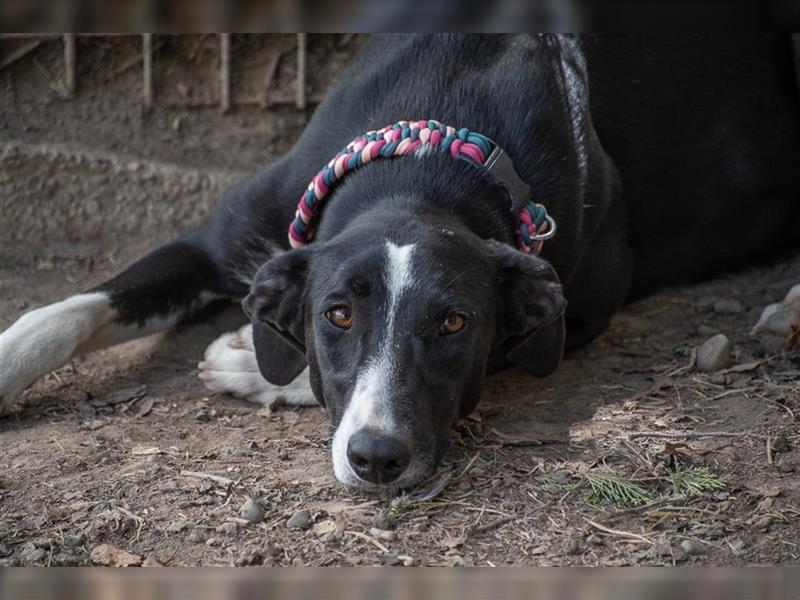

{"left": 2, "top": 35, "right": 799, "bottom": 491}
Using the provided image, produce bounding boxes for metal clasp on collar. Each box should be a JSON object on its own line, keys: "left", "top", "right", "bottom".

{"left": 530, "top": 211, "right": 558, "bottom": 242}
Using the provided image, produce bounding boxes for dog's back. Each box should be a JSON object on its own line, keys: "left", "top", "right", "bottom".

{"left": 583, "top": 35, "right": 800, "bottom": 293}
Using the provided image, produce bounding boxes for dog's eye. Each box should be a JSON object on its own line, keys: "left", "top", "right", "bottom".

{"left": 440, "top": 313, "right": 466, "bottom": 335}
{"left": 326, "top": 306, "right": 353, "bottom": 329}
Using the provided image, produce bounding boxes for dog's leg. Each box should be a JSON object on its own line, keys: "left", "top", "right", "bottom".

{"left": 198, "top": 324, "right": 316, "bottom": 407}
{"left": 0, "top": 238, "right": 229, "bottom": 413}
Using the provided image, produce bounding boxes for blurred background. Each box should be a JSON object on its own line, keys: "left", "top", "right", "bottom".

{"left": 1, "top": 33, "right": 363, "bottom": 262}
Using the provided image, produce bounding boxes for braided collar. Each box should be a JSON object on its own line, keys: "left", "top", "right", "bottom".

{"left": 288, "top": 119, "right": 556, "bottom": 255}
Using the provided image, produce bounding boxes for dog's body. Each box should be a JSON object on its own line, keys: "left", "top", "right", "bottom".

{"left": 2, "top": 34, "right": 799, "bottom": 490}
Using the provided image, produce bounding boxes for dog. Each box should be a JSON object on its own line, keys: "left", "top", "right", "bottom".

{"left": 2, "top": 34, "right": 799, "bottom": 491}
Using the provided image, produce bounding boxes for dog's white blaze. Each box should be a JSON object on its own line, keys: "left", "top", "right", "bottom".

{"left": 332, "top": 241, "right": 416, "bottom": 484}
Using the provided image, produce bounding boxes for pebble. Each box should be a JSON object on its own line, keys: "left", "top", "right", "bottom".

{"left": 215, "top": 522, "right": 239, "bottom": 536}
{"left": 697, "top": 334, "right": 733, "bottom": 372}
{"left": 239, "top": 499, "right": 266, "bottom": 523}
{"left": 286, "top": 510, "right": 312, "bottom": 530}
{"left": 195, "top": 410, "right": 210, "bottom": 422}
{"left": 713, "top": 298, "right": 743, "bottom": 315}
{"left": 586, "top": 534, "right": 604, "bottom": 546}
{"left": 205, "top": 537, "right": 220, "bottom": 547}
{"left": 730, "top": 539, "right": 748, "bottom": 556}
{"left": 680, "top": 539, "right": 705, "bottom": 556}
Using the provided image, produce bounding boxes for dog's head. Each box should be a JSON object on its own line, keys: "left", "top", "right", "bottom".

{"left": 243, "top": 219, "right": 565, "bottom": 492}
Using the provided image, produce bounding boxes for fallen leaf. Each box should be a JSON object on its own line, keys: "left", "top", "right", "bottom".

{"left": 90, "top": 543, "right": 142, "bottom": 567}
{"left": 313, "top": 520, "right": 336, "bottom": 537}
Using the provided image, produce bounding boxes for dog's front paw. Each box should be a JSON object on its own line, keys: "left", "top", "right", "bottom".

{"left": 752, "top": 284, "right": 800, "bottom": 353}
{"left": 198, "top": 324, "right": 316, "bottom": 407}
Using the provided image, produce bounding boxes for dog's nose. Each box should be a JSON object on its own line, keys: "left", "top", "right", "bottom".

{"left": 346, "top": 429, "right": 411, "bottom": 484}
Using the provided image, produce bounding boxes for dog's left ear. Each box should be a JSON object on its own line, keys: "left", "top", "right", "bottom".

{"left": 488, "top": 240, "right": 567, "bottom": 377}
{"left": 243, "top": 246, "right": 312, "bottom": 386}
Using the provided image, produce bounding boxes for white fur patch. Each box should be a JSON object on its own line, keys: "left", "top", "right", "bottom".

{"left": 332, "top": 241, "right": 416, "bottom": 485}
{"left": 0, "top": 293, "right": 115, "bottom": 411}
{"left": 0, "top": 289, "right": 214, "bottom": 413}
{"left": 199, "top": 324, "right": 316, "bottom": 407}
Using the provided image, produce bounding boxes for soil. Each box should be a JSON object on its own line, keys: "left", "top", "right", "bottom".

{"left": 1, "top": 34, "right": 798, "bottom": 567}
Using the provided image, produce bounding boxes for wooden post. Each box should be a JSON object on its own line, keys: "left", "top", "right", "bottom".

{"left": 63, "top": 34, "right": 76, "bottom": 97}
{"left": 142, "top": 34, "right": 153, "bottom": 111}
{"left": 219, "top": 33, "right": 231, "bottom": 113}
{"left": 296, "top": 33, "right": 306, "bottom": 111}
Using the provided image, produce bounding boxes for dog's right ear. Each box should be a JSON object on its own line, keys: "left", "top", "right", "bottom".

{"left": 243, "top": 246, "right": 312, "bottom": 386}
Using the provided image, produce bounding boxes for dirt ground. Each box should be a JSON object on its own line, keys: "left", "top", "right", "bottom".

{"left": 1, "top": 35, "right": 799, "bottom": 567}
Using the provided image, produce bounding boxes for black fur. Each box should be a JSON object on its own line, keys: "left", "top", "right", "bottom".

{"left": 82, "top": 34, "right": 800, "bottom": 488}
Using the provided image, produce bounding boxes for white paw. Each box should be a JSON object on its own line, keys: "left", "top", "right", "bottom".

{"left": 752, "top": 284, "right": 800, "bottom": 352}
{"left": 198, "top": 324, "right": 316, "bottom": 407}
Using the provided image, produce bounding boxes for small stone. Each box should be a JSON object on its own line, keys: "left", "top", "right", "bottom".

{"left": 680, "top": 539, "right": 704, "bottom": 556}
{"left": 215, "top": 522, "right": 238, "bottom": 536}
{"left": 195, "top": 410, "right": 210, "bottom": 422}
{"left": 713, "top": 298, "right": 743, "bottom": 315}
{"left": 205, "top": 537, "right": 220, "bottom": 547}
{"left": 586, "top": 534, "right": 604, "bottom": 546}
{"left": 171, "top": 116, "right": 183, "bottom": 132}
{"left": 697, "top": 334, "right": 733, "bottom": 372}
{"left": 239, "top": 499, "right": 266, "bottom": 523}
{"left": 730, "top": 539, "right": 748, "bottom": 556}
{"left": 286, "top": 510, "right": 312, "bottom": 530}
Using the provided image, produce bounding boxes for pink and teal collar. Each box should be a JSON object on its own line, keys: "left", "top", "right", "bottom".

{"left": 288, "top": 119, "right": 556, "bottom": 255}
